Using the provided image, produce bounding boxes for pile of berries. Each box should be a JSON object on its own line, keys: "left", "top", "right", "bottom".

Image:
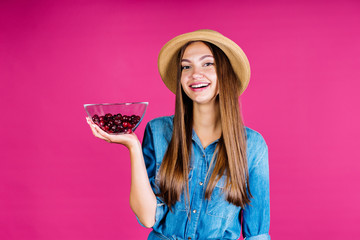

{"left": 92, "top": 113, "right": 141, "bottom": 134}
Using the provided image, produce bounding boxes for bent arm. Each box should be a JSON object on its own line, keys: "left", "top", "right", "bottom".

{"left": 128, "top": 142, "right": 157, "bottom": 228}
{"left": 86, "top": 117, "right": 157, "bottom": 228}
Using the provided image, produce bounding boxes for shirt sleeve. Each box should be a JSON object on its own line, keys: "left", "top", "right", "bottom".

{"left": 242, "top": 143, "right": 271, "bottom": 240}
{"left": 135, "top": 121, "right": 168, "bottom": 228}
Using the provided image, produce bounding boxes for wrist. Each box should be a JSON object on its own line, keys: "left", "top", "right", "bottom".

{"left": 128, "top": 140, "right": 141, "bottom": 152}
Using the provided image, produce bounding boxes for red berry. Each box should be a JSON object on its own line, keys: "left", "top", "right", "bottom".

{"left": 107, "top": 120, "right": 114, "bottom": 127}
{"left": 92, "top": 114, "right": 100, "bottom": 123}
{"left": 114, "top": 114, "right": 122, "bottom": 120}
{"left": 122, "top": 122, "right": 129, "bottom": 128}
{"left": 117, "top": 125, "right": 125, "bottom": 132}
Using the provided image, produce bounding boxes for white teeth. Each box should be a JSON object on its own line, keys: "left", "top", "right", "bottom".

{"left": 191, "top": 83, "right": 209, "bottom": 88}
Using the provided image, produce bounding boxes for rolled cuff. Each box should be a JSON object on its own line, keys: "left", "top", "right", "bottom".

{"left": 154, "top": 197, "right": 167, "bottom": 227}
{"left": 135, "top": 197, "right": 167, "bottom": 228}
{"left": 244, "top": 233, "right": 271, "bottom": 240}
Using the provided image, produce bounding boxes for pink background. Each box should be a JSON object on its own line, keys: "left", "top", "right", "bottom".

{"left": 1, "top": 0, "right": 360, "bottom": 239}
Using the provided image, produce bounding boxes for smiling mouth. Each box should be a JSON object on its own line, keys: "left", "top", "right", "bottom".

{"left": 190, "top": 83, "right": 210, "bottom": 89}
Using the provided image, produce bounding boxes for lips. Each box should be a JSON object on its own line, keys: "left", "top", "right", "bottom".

{"left": 189, "top": 82, "right": 210, "bottom": 89}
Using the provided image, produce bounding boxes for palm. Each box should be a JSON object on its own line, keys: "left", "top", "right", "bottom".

{"left": 107, "top": 131, "right": 139, "bottom": 144}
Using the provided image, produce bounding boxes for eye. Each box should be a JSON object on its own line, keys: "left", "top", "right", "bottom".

{"left": 181, "top": 65, "right": 190, "bottom": 70}
{"left": 204, "top": 62, "right": 214, "bottom": 67}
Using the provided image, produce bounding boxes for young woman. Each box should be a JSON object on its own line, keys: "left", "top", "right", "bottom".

{"left": 86, "top": 29, "right": 270, "bottom": 240}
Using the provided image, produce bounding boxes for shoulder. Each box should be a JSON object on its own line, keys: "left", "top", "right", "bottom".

{"left": 144, "top": 115, "right": 174, "bottom": 143}
{"left": 143, "top": 116, "right": 174, "bottom": 166}
{"left": 146, "top": 115, "right": 174, "bottom": 130}
{"left": 244, "top": 126, "right": 268, "bottom": 166}
{"left": 146, "top": 115, "right": 174, "bottom": 135}
{"left": 244, "top": 126, "right": 267, "bottom": 150}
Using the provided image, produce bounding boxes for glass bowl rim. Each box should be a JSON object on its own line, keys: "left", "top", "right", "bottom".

{"left": 84, "top": 101, "right": 148, "bottom": 108}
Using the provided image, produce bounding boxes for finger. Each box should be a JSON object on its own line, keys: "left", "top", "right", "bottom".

{"left": 88, "top": 122, "right": 99, "bottom": 136}
{"left": 88, "top": 122, "right": 105, "bottom": 139}
{"left": 86, "top": 117, "right": 95, "bottom": 125}
{"left": 87, "top": 120, "right": 109, "bottom": 141}
{"left": 86, "top": 117, "right": 106, "bottom": 140}
{"left": 92, "top": 123, "right": 114, "bottom": 143}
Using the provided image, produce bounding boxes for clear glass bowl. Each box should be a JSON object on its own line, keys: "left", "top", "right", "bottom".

{"left": 84, "top": 102, "right": 148, "bottom": 134}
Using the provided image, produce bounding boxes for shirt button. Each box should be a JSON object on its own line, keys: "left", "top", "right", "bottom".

{"left": 199, "top": 182, "right": 203, "bottom": 186}
{"left": 193, "top": 209, "right": 197, "bottom": 213}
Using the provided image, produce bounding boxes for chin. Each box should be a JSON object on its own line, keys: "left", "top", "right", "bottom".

{"left": 192, "top": 96, "right": 218, "bottom": 105}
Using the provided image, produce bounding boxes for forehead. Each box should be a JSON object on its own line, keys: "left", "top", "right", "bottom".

{"left": 182, "top": 42, "right": 213, "bottom": 59}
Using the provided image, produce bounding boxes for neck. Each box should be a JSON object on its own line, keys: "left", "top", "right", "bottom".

{"left": 192, "top": 99, "right": 221, "bottom": 133}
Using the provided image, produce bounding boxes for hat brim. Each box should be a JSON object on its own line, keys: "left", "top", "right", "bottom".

{"left": 158, "top": 29, "right": 251, "bottom": 96}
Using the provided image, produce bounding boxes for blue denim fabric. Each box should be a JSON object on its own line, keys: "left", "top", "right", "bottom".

{"left": 137, "top": 116, "right": 270, "bottom": 240}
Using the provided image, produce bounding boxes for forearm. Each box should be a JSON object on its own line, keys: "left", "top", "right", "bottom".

{"left": 128, "top": 142, "right": 157, "bottom": 228}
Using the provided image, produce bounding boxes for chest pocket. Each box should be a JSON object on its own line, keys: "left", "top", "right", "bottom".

{"left": 205, "top": 175, "right": 239, "bottom": 219}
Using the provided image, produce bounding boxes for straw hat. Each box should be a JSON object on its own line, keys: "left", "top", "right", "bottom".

{"left": 158, "top": 29, "right": 251, "bottom": 96}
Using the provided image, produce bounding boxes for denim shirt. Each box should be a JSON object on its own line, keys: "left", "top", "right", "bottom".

{"left": 137, "top": 116, "right": 270, "bottom": 240}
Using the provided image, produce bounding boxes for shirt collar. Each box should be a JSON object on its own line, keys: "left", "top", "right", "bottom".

{"left": 192, "top": 129, "right": 220, "bottom": 151}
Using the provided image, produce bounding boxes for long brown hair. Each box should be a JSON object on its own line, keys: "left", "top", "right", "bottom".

{"left": 157, "top": 41, "right": 252, "bottom": 211}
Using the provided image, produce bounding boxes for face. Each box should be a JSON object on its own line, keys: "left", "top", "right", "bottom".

{"left": 180, "top": 42, "right": 218, "bottom": 105}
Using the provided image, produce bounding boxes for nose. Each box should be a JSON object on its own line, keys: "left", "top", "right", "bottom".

{"left": 191, "top": 66, "right": 204, "bottom": 79}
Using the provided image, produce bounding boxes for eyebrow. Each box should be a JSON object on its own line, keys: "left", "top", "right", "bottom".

{"left": 181, "top": 54, "right": 214, "bottom": 62}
